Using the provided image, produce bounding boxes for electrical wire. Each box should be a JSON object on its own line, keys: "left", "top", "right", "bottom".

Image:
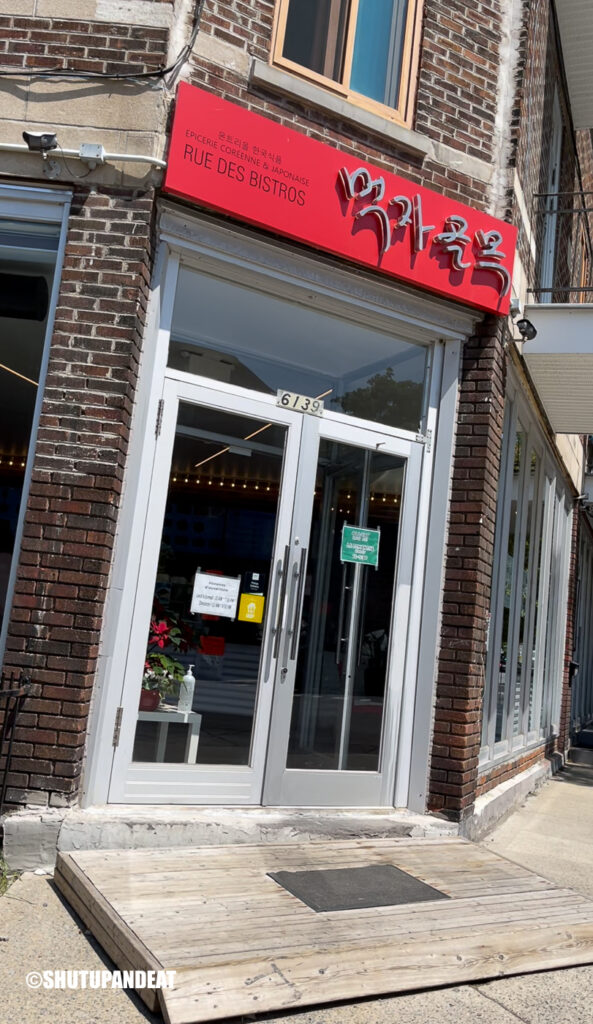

{"left": 55, "top": 144, "right": 92, "bottom": 179}
{"left": 0, "top": 0, "right": 203, "bottom": 83}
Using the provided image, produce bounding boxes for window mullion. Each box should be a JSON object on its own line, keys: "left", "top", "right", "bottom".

{"left": 529, "top": 473, "right": 553, "bottom": 736}
{"left": 341, "top": 0, "right": 360, "bottom": 91}
{"left": 483, "top": 401, "right": 517, "bottom": 752}
{"left": 542, "top": 489, "right": 562, "bottom": 731}
{"left": 519, "top": 446, "right": 544, "bottom": 738}
{"left": 503, "top": 428, "right": 530, "bottom": 748}
{"left": 550, "top": 500, "right": 572, "bottom": 733}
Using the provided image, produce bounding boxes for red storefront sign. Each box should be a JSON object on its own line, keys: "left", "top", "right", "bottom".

{"left": 163, "top": 83, "right": 517, "bottom": 316}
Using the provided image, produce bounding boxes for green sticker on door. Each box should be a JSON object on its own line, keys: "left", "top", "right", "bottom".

{"left": 340, "top": 524, "right": 380, "bottom": 567}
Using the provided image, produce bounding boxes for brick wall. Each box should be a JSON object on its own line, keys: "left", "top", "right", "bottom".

{"left": 1, "top": 187, "right": 154, "bottom": 809}
{"left": 189, "top": 0, "right": 500, "bottom": 210}
{"left": 0, "top": 0, "right": 584, "bottom": 818}
{"left": 415, "top": 0, "right": 502, "bottom": 163}
{"left": 475, "top": 737, "right": 558, "bottom": 797}
{"left": 427, "top": 316, "right": 507, "bottom": 821}
{"left": 2, "top": 13, "right": 169, "bottom": 74}
{"left": 510, "top": 0, "right": 580, "bottom": 293}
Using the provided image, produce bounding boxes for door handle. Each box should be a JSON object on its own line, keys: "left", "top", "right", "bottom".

{"left": 273, "top": 545, "right": 290, "bottom": 659}
{"left": 263, "top": 548, "right": 288, "bottom": 682}
{"left": 280, "top": 558, "right": 299, "bottom": 679}
{"left": 289, "top": 546, "right": 308, "bottom": 661}
{"left": 281, "top": 545, "right": 308, "bottom": 678}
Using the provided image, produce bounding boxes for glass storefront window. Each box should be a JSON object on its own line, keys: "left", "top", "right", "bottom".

{"left": 483, "top": 388, "right": 572, "bottom": 764}
{"left": 495, "top": 425, "right": 524, "bottom": 743}
{"left": 168, "top": 266, "right": 428, "bottom": 434}
{"left": 0, "top": 217, "right": 60, "bottom": 629}
{"left": 528, "top": 491, "right": 546, "bottom": 730}
{"left": 512, "top": 449, "right": 538, "bottom": 736}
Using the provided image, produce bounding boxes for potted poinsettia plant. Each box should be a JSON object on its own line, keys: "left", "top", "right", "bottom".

{"left": 139, "top": 611, "right": 191, "bottom": 711}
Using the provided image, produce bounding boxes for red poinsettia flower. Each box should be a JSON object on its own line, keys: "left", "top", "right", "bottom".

{"left": 149, "top": 619, "right": 170, "bottom": 648}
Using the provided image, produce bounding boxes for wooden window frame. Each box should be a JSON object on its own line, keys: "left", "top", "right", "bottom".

{"left": 271, "top": 0, "right": 423, "bottom": 128}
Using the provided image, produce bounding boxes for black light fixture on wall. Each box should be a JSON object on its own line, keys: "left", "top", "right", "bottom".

{"left": 515, "top": 317, "right": 538, "bottom": 341}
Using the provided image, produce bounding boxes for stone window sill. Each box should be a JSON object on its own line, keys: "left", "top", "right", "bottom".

{"left": 249, "top": 59, "right": 432, "bottom": 161}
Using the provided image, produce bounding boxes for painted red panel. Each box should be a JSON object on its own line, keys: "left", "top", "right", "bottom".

{"left": 163, "top": 83, "right": 517, "bottom": 316}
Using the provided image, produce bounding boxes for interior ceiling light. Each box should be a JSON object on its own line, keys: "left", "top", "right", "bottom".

{"left": 0, "top": 362, "right": 38, "bottom": 386}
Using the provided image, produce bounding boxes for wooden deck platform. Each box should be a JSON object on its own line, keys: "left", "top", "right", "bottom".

{"left": 54, "top": 837, "right": 593, "bottom": 1024}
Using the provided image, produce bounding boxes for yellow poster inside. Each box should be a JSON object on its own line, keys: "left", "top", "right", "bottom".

{"left": 238, "top": 593, "right": 265, "bottom": 624}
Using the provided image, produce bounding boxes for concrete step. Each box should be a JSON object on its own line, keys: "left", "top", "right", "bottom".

{"left": 3, "top": 805, "right": 458, "bottom": 871}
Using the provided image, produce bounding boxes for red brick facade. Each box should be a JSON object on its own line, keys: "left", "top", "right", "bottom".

{"left": 476, "top": 738, "right": 558, "bottom": 798}
{"left": 0, "top": 13, "right": 169, "bottom": 75}
{"left": 0, "top": 0, "right": 585, "bottom": 817}
{"left": 427, "top": 316, "right": 507, "bottom": 819}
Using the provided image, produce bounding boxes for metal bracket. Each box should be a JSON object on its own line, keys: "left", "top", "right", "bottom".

{"left": 415, "top": 429, "right": 433, "bottom": 453}
{"left": 155, "top": 398, "right": 164, "bottom": 438}
{"left": 112, "top": 706, "right": 123, "bottom": 748}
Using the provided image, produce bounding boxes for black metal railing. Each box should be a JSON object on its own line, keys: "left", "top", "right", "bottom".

{"left": 529, "top": 191, "right": 593, "bottom": 303}
{"left": 0, "top": 675, "right": 32, "bottom": 816}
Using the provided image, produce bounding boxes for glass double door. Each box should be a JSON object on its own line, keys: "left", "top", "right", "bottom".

{"left": 111, "top": 375, "right": 422, "bottom": 805}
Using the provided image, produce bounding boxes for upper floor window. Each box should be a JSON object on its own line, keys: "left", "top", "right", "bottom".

{"left": 273, "top": 0, "right": 422, "bottom": 125}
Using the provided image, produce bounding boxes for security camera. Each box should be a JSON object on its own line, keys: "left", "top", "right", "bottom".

{"left": 22, "top": 130, "right": 58, "bottom": 153}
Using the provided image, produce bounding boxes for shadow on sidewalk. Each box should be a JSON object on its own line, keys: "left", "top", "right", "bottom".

{"left": 552, "top": 763, "right": 593, "bottom": 788}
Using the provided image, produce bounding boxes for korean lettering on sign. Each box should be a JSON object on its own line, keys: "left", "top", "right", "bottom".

{"left": 338, "top": 167, "right": 511, "bottom": 299}
{"left": 164, "top": 84, "right": 517, "bottom": 314}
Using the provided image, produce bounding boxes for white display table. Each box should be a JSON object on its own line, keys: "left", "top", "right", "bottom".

{"left": 137, "top": 706, "right": 202, "bottom": 764}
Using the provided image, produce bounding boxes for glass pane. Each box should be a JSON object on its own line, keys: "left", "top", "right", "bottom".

{"left": 495, "top": 426, "right": 524, "bottom": 743}
{"left": 286, "top": 440, "right": 404, "bottom": 772}
{"left": 528, "top": 490, "right": 546, "bottom": 730}
{"left": 351, "top": 0, "right": 409, "bottom": 108}
{"left": 169, "top": 267, "right": 428, "bottom": 434}
{"left": 132, "top": 402, "right": 288, "bottom": 766}
{"left": 541, "top": 495, "right": 562, "bottom": 730}
{"left": 512, "top": 450, "right": 538, "bottom": 736}
{"left": 0, "top": 218, "right": 60, "bottom": 629}
{"left": 282, "top": 0, "right": 349, "bottom": 82}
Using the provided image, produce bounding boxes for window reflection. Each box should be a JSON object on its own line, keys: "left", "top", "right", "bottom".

{"left": 169, "top": 267, "right": 428, "bottom": 434}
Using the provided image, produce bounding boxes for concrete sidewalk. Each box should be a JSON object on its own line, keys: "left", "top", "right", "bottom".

{"left": 2, "top": 762, "right": 593, "bottom": 1024}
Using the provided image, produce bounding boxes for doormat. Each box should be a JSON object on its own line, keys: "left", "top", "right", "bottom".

{"left": 268, "top": 863, "right": 450, "bottom": 912}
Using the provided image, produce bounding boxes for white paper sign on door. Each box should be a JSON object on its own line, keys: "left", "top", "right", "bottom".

{"left": 191, "top": 573, "right": 241, "bottom": 619}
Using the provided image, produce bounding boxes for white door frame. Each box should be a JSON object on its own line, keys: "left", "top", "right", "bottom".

{"left": 82, "top": 211, "right": 474, "bottom": 809}
{"left": 109, "top": 372, "right": 425, "bottom": 805}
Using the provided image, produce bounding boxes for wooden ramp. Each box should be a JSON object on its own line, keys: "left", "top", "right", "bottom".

{"left": 54, "top": 837, "right": 593, "bottom": 1023}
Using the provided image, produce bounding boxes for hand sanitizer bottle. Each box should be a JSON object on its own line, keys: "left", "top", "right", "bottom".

{"left": 177, "top": 664, "right": 195, "bottom": 715}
